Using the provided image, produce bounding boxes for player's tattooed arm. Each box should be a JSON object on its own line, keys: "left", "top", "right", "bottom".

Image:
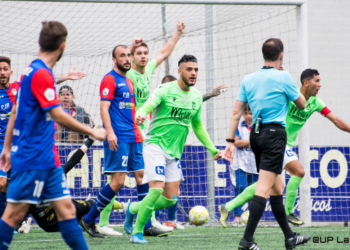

{"left": 202, "top": 84, "right": 228, "bottom": 102}
{"left": 326, "top": 112, "right": 350, "bottom": 133}
{"left": 154, "top": 21, "right": 186, "bottom": 68}
{"left": 55, "top": 67, "right": 86, "bottom": 84}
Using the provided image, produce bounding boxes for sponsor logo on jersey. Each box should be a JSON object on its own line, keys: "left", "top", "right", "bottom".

{"left": 118, "top": 83, "right": 126, "bottom": 87}
{"left": 123, "top": 92, "right": 130, "bottom": 98}
{"left": 192, "top": 102, "right": 196, "bottom": 109}
{"left": 11, "top": 145, "right": 18, "bottom": 152}
{"left": 11, "top": 89, "right": 17, "bottom": 95}
{"left": 44, "top": 88, "right": 55, "bottom": 101}
{"left": 119, "top": 102, "right": 125, "bottom": 109}
{"left": 1, "top": 103, "right": 10, "bottom": 110}
{"left": 136, "top": 88, "right": 149, "bottom": 100}
{"left": 102, "top": 88, "right": 109, "bottom": 96}
{"left": 13, "top": 129, "right": 20, "bottom": 136}
{"left": 0, "top": 114, "right": 7, "bottom": 120}
{"left": 155, "top": 166, "right": 165, "bottom": 175}
{"left": 173, "top": 97, "right": 177, "bottom": 102}
{"left": 170, "top": 107, "right": 194, "bottom": 125}
{"left": 0, "top": 95, "right": 4, "bottom": 98}
{"left": 289, "top": 104, "right": 312, "bottom": 121}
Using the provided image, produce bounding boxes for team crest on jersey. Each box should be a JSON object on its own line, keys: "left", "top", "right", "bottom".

{"left": 119, "top": 102, "right": 125, "bottom": 109}
{"left": 44, "top": 88, "right": 55, "bottom": 101}
{"left": 192, "top": 102, "right": 196, "bottom": 109}
{"left": 102, "top": 88, "right": 109, "bottom": 96}
{"left": 11, "top": 89, "right": 17, "bottom": 95}
{"left": 173, "top": 97, "right": 177, "bottom": 102}
{"left": 123, "top": 92, "right": 130, "bottom": 98}
{"left": 1, "top": 103, "right": 10, "bottom": 110}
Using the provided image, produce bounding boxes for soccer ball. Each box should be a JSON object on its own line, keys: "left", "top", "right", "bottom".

{"left": 189, "top": 206, "right": 209, "bottom": 225}
{"left": 240, "top": 211, "right": 250, "bottom": 224}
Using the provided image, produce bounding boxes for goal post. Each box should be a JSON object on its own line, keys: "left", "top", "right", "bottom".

{"left": 0, "top": 0, "right": 314, "bottom": 225}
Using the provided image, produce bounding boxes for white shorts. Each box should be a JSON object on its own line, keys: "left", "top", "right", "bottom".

{"left": 142, "top": 144, "right": 184, "bottom": 184}
{"left": 282, "top": 145, "right": 298, "bottom": 168}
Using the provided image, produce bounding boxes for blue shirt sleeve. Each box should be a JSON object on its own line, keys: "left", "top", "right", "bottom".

{"left": 236, "top": 79, "right": 247, "bottom": 102}
{"left": 283, "top": 72, "right": 300, "bottom": 102}
{"left": 235, "top": 129, "right": 240, "bottom": 138}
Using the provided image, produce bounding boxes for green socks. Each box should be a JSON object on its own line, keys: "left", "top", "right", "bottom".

{"left": 132, "top": 188, "right": 163, "bottom": 234}
{"left": 99, "top": 179, "right": 116, "bottom": 227}
{"left": 225, "top": 182, "right": 256, "bottom": 212}
{"left": 285, "top": 175, "right": 303, "bottom": 215}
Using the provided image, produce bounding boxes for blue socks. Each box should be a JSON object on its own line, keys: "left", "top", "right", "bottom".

{"left": 137, "top": 184, "right": 152, "bottom": 230}
{"left": 0, "top": 219, "right": 14, "bottom": 250}
{"left": 59, "top": 218, "right": 88, "bottom": 250}
{"left": 168, "top": 201, "right": 177, "bottom": 221}
{"left": 0, "top": 192, "right": 6, "bottom": 218}
{"left": 137, "top": 184, "right": 149, "bottom": 201}
{"left": 84, "top": 184, "right": 116, "bottom": 224}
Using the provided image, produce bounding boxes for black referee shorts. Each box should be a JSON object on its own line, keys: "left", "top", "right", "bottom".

{"left": 250, "top": 123, "right": 286, "bottom": 174}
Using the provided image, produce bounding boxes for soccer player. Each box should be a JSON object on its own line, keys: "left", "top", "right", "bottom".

{"left": 98, "top": 21, "right": 186, "bottom": 234}
{"left": 223, "top": 38, "right": 310, "bottom": 250}
{"left": 159, "top": 75, "right": 227, "bottom": 229}
{"left": 0, "top": 21, "right": 107, "bottom": 250}
{"left": 124, "top": 54, "right": 222, "bottom": 244}
{"left": 220, "top": 68, "right": 350, "bottom": 227}
{"left": 80, "top": 45, "right": 144, "bottom": 237}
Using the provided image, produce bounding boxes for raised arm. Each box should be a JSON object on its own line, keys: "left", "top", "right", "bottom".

{"left": 154, "top": 21, "right": 186, "bottom": 68}
{"left": 326, "top": 112, "right": 350, "bottom": 133}
{"left": 202, "top": 84, "right": 228, "bottom": 102}
{"left": 55, "top": 66, "right": 86, "bottom": 84}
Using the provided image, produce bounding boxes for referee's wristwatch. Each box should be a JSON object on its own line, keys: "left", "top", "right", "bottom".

{"left": 226, "top": 138, "right": 235, "bottom": 143}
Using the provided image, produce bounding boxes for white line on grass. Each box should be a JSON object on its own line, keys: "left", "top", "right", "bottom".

{"left": 14, "top": 228, "right": 350, "bottom": 243}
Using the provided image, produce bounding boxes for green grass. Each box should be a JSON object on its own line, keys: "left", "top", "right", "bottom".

{"left": 11, "top": 225, "right": 350, "bottom": 250}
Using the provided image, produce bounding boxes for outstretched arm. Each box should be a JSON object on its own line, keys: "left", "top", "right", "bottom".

{"left": 56, "top": 67, "right": 86, "bottom": 84}
{"left": 202, "top": 84, "right": 228, "bottom": 102}
{"left": 154, "top": 21, "right": 186, "bottom": 68}
{"left": 192, "top": 120, "right": 221, "bottom": 160}
{"left": 326, "top": 112, "right": 350, "bottom": 132}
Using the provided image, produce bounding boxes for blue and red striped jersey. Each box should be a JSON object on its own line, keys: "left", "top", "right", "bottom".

{"left": 0, "top": 81, "right": 19, "bottom": 145}
{"left": 100, "top": 70, "right": 142, "bottom": 144}
{"left": 11, "top": 59, "right": 61, "bottom": 171}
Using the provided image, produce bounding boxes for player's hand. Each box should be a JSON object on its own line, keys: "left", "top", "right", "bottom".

{"left": 0, "top": 149, "right": 11, "bottom": 173}
{"left": 213, "top": 151, "right": 222, "bottom": 160}
{"left": 132, "top": 37, "right": 143, "bottom": 47}
{"left": 66, "top": 67, "right": 86, "bottom": 81}
{"left": 223, "top": 143, "right": 235, "bottom": 162}
{"left": 107, "top": 132, "right": 119, "bottom": 151}
{"left": 177, "top": 21, "right": 186, "bottom": 34}
{"left": 91, "top": 128, "right": 107, "bottom": 142}
{"left": 211, "top": 84, "right": 228, "bottom": 97}
{"left": 136, "top": 115, "right": 146, "bottom": 126}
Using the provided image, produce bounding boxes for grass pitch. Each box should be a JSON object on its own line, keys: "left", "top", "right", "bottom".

{"left": 11, "top": 225, "right": 350, "bottom": 250}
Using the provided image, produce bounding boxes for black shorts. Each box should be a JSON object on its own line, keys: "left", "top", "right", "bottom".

{"left": 250, "top": 123, "right": 286, "bottom": 174}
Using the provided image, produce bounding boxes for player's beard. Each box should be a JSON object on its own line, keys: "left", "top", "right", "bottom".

{"left": 181, "top": 74, "right": 196, "bottom": 87}
{"left": 116, "top": 61, "right": 131, "bottom": 73}
{"left": 0, "top": 77, "right": 10, "bottom": 88}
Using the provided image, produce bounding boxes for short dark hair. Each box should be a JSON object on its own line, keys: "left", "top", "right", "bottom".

{"left": 112, "top": 45, "right": 128, "bottom": 59}
{"left": 262, "top": 38, "right": 284, "bottom": 61}
{"left": 0, "top": 56, "right": 11, "bottom": 67}
{"left": 161, "top": 75, "right": 177, "bottom": 84}
{"left": 244, "top": 104, "right": 251, "bottom": 112}
{"left": 178, "top": 55, "right": 198, "bottom": 66}
{"left": 300, "top": 68, "right": 320, "bottom": 85}
{"left": 131, "top": 43, "right": 149, "bottom": 56}
{"left": 59, "top": 85, "right": 74, "bottom": 95}
{"left": 39, "top": 21, "right": 68, "bottom": 52}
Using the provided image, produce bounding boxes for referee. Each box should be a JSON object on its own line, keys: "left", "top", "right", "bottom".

{"left": 224, "top": 38, "right": 310, "bottom": 250}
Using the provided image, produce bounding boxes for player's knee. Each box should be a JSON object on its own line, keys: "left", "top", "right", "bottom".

{"left": 109, "top": 180, "right": 124, "bottom": 192}
{"left": 294, "top": 169, "right": 305, "bottom": 178}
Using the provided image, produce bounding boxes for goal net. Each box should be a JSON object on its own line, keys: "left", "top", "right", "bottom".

{"left": 1, "top": 0, "right": 345, "bottom": 226}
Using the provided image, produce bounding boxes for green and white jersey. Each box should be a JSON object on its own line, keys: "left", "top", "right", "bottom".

{"left": 144, "top": 80, "right": 203, "bottom": 159}
{"left": 126, "top": 59, "right": 157, "bottom": 112}
{"left": 286, "top": 93, "right": 327, "bottom": 148}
